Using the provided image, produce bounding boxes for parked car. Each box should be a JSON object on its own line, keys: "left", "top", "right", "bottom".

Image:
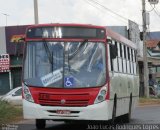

{"left": 0, "top": 86, "right": 22, "bottom": 105}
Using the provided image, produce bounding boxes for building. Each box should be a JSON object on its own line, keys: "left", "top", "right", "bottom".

{"left": 137, "top": 32, "right": 160, "bottom": 96}
{"left": 146, "top": 40, "right": 160, "bottom": 86}
{"left": 0, "top": 25, "right": 28, "bottom": 95}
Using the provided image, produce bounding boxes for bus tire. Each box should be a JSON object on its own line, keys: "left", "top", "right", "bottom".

{"left": 112, "top": 97, "right": 117, "bottom": 124}
{"left": 36, "top": 119, "right": 46, "bottom": 129}
{"left": 122, "top": 95, "right": 132, "bottom": 123}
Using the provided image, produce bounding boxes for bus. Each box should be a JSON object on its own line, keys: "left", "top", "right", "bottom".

{"left": 22, "top": 23, "right": 139, "bottom": 129}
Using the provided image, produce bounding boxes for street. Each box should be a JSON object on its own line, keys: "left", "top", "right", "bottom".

{"left": 10, "top": 105, "right": 160, "bottom": 130}
{"left": 132, "top": 105, "right": 160, "bottom": 124}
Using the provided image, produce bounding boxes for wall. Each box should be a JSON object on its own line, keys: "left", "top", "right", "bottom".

{"left": 0, "top": 25, "right": 28, "bottom": 94}
{"left": 0, "top": 27, "right": 6, "bottom": 54}
{"left": 5, "top": 25, "right": 28, "bottom": 55}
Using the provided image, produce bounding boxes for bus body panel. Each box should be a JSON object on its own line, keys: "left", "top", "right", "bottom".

{"left": 109, "top": 73, "right": 139, "bottom": 99}
{"left": 109, "top": 72, "right": 139, "bottom": 116}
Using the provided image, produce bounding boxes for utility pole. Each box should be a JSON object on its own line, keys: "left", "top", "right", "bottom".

{"left": 34, "top": 0, "right": 39, "bottom": 24}
{"left": 142, "top": 0, "right": 149, "bottom": 98}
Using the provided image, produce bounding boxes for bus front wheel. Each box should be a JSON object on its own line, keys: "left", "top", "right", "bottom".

{"left": 36, "top": 119, "right": 46, "bottom": 129}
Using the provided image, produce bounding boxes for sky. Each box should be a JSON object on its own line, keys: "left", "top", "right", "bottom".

{"left": 0, "top": 0, "right": 160, "bottom": 31}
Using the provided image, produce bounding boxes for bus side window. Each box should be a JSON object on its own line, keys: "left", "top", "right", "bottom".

{"left": 116, "top": 42, "right": 119, "bottom": 71}
{"left": 126, "top": 47, "right": 130, "bottom": 73}
{"left": 134, "top": 50, "right": 137, "bottom": 62}
{"left": 109, "top": 40, "right": 118, "bottom": 71}
{"left": 127, "top": 47, "right": 130, "bottom": 60}
{"left": 108, "top": 43, "right": 111, "bottom": 71}
{"left": 131, "top": 49, "right": 135, "bottom": 74}
{"left": 122, "top": 44, "right": 126, "bottom": 73}
{"left": 130, "top": 49, "right": 134, "bottom": 74}
{"left": 121, "top": 44, "right": 124, "bottom": 72}
{"left": 129, "top": 48, "right": 132, "bottom": 73}
{"left": 133, "top": 50, "right": 138, "bottom": 74}
{"left": 110, "top": 43, "right": 118, "bottom": 59}
{"left": 109, "top": 44, "right": 113, "bottom": 71}
{"left": 124, "top": 45, "right": 126, "bottom": 59}
{"left": 113, "top": 41, "right": 118, "bottom": 72}
{"left": 119, "top": 43, "right": 122, "bottom": 57}
{"left": 124, "top": 45, "right": 127, "bottom": 73}
{"left": 118, "top": 43, "right": 122, "bottom": 72}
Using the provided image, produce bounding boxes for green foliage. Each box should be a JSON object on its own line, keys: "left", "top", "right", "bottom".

{"left": 0, "top": 101, "right": 22, "bottom": 124}
{"left": 157, "top": 95, "right": 160, "bottom": 98}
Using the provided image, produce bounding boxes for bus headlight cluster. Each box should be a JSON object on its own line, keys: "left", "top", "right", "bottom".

{"left": 23, "top": 83, "right": 34, "bottom": 103}
{"left": 94, "top": 86, "right": 107, "bottom": 104}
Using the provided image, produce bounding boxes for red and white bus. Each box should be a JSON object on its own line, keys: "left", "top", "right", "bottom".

{"left": 22, "top": 23, "right": 139, "bottom": 129}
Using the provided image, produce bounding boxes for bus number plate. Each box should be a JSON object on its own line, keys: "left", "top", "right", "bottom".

{"left": 56, "top": 110, "right": 71, "bottom": 115}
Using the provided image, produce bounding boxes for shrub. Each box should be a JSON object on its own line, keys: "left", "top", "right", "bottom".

{"left": 0, "top": 101, "right": 22, "bottom": 124}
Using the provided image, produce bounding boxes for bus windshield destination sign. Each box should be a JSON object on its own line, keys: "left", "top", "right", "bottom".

{"left": 26, "top": 26, "right": 105, "bottom": 39}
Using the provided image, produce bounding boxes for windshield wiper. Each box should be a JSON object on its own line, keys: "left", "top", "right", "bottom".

{"left": 68, "top": 39, "right": 88, "bottom": 60}
{"left": 43, "top": 40, "right": 53, "bottom": 70}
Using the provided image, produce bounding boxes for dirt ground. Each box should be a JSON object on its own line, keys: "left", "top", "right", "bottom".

{"left": 139, "top": 98, "right": 160, "bottom": 106}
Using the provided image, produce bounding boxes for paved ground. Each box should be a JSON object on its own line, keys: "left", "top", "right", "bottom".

{"left": 132, "top": 105, "right": 160, "bottom": 124}
{"left": 2, "top": 105, "right": 160, "bottom": 130}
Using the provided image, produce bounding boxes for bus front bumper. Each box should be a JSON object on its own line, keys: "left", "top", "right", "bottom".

{"left": 23, "top": 99, "right": 111, "bottom": 121}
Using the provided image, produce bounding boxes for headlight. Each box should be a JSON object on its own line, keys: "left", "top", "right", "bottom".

{"left": 101, "top": 90, "right": 107, "bottom": 95}
{"left": 23, "top": 83, "right": 34, "bottom": 103}
{"left": 94, "top": 86, "right": 107, "bottom": 104}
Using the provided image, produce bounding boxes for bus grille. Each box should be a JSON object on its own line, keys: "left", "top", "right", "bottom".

{"left": 39, "top": 99, "right": 89, "bottom": 107}
{"left": 38, "top": 93, "right": 90, "bottom": 107}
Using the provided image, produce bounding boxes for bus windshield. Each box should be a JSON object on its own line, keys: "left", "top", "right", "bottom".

{"left": 23, "top": 41, "right": 106, "bottom": 88}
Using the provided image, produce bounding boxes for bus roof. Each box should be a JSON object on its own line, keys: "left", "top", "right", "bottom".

{"left": 106, "top": 27, "right": 137, "bottom": 49}
{"left": 26, "top": 23, "right": 137, "bottom": 49}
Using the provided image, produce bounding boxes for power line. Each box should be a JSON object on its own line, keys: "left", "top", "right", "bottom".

{"left": 84, "top": 0, "right": 128, "bottom": 24}
{"left": 154, "top": 6, "right": 160, "bottom": 17}
{"left": 147, "top": 4, "right": 155, "bottom": 12}
{"left": 84, "top": 0, "right": 105, "bottom": 13}
{"left": 88, "top": 0, "right": 129, "bottom": 21}
{"left": 150, "top": 3, "right": 160, "bottom": 19}
{"left": 87, "top": 0, "right": 142, "bottom": 26}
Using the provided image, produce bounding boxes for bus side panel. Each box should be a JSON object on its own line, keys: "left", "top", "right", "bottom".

{"left": 109, "top": 72, "right": 139, "bottom": 117}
